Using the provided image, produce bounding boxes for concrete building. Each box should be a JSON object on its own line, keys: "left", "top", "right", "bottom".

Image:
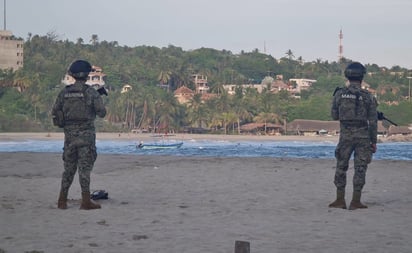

{"left": 192, "top": 74, "right": 209, "bottom": 94}
{"left": 222, "top": 83, "right": 266, "bottom": 95}
{"left": 0, "top": 30, "right": 24, "bottom": 71}
{"left": 289, "top": 78, "right": 317, "bottom": 92}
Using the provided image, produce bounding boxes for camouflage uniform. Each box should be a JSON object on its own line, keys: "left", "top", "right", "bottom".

{"left": 52, "top": 81, "right": 106, "bottom": 196}
{"left": 331, "top": 82, "right": 377, "bottom": 192}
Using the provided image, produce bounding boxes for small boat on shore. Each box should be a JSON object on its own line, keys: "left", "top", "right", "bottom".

{"left": 136, "top": 134, "right": 183, "bottom": 150}
{"left": 137, "top": 141, "right": 183, "bottom": 150}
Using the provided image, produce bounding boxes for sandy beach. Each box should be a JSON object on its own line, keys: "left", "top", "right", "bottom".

{"left": 0, "top": 133, "right": 411, "bottom": 253}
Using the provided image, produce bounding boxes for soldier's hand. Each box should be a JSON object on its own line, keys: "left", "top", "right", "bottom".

{"left": 371, "top": 143, "right": 377, "bottom": 153}
{"left": 97, "top": 87, "right": 108, "bottom": 96}
{"left": 377, "top": 111, "right": 384, "bottom": 120}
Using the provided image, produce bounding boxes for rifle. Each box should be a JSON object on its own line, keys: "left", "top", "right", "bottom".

{"left": 377, "top": 111, "right": 398, "bottom": 126}
{"left": 333, "top": 87, "right": 398, "bottom": 126}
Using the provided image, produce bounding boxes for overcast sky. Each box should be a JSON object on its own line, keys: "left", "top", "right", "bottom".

{"left": 3, "top": 0, "right": 412, "bottom": 69}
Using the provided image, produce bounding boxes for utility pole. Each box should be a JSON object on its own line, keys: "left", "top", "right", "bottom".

{"left": 3, "top": 0, "right": 6, "bottom": 30}
{"left": 407, "top": 76, "right": 412, "bottom": 103}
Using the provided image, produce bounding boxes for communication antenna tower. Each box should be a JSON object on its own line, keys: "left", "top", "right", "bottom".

{"left": 3, "top": 0, "right": 6, "bottom": 30}
{"left": 338, "top": 29, "right": 343, "bottom": 62}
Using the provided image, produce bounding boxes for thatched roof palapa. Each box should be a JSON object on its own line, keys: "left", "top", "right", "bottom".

{"left": 240, "top": 123, "right": 283, "bottom": 131}
{"left": 287, "top": 120, "right": 339, "bottom": 133}
{"left": 388, "top": 125, "right": 412, "bottom": 136}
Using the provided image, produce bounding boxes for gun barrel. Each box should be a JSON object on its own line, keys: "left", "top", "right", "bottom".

{"left": 377, "top": 111, "right": 398, "bottom": 126}
{"left": 383, "top": 117, "right": 398, "bottom": 126}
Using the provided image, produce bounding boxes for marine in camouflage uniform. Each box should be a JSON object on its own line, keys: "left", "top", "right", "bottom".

{"left": 52, "top": 60, "right": 106, "bottom": 210}
{"left": 329, "top": 62, "right": 378, "bottom": 210}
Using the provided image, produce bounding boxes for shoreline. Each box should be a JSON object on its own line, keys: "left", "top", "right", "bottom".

{"left": 0, "top": 132, "right": 411, "bottom": 143}
{"left": 0, "top": 132, "right": 339, "bottom": 142}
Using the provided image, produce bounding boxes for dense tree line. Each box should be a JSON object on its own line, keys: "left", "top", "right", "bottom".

{"left": 0, "top": 33, "right": 411, "bottom": 132}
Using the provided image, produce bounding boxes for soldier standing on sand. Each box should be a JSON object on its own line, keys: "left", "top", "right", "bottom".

{"left": 52, "top": 60, "right": 107, "bottom": 210}
{"left": 329, "top": 62, "right": 378, "bottom": 210}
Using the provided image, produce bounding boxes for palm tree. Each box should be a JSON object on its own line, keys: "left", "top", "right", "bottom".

{"left": 209, "top": 82, "right": 225, "bottom": 95}
{"left": 187, "top": 94, "right": 203, "bottom": 127}
{"left": 76, "top": 38, "right": 84, "bottom": 45}
{"left": 90, "top": 34, "right": 99, "bottom": 46}
{"left": 230, "top": 88, "right": 252, "bottom": 134}
{"left": 285, "top": 49, "right": 295, "bottom": 60}
{"left": 207, "top": 112, "right": 222, "bottom": 132}
{"left": 26, "top": 32, "right": 32, "bottom": 41}
{"left": 156, "top": 92, "right": 181, "bottom": 133}
{"left": 221, "top": 112, "right": 237, "bottom": 134}
{"left": 158, "top": 70, "right": 172, "bottom": 91}
{"left": 233, "top": 103, "right": 252, "bottom": 134}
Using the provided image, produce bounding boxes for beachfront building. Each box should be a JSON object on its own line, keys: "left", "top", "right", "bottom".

{"left": 286, "top": 119, "right": 389, "bottom": 136}
{"left": 240, "top": 122, "right": 284, "bottom": 135}
{"left": 287, "top": 119, "right": 340, "bottom": 136}
{"left": 0, "top": 30, "right": 24, "bottom": 71}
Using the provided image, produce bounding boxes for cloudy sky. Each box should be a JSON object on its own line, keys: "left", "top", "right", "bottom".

{"left": 3, "top": 0, "right": 412, "bottom": 68}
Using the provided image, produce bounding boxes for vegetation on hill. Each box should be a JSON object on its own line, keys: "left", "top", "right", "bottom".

{"left": 0, "top": 32, "right": 411, "bottom": 133}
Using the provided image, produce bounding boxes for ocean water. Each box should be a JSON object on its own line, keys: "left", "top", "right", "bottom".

{"left": 0, "top": 138, "right": 412, "bottom": 160}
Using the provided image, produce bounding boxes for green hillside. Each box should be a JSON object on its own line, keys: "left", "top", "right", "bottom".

{"left": 1, "top": 33, "right": 411, "bottom": 132}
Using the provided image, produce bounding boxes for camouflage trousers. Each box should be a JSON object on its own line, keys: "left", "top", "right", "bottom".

{"left": 60, "top": 132, "right": 97, "bottom": 194}
{"left": 334, "top": 135, "right": 373, "bottom": 192}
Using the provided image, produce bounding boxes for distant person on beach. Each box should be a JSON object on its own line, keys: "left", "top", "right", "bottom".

{"left": 52, "top": 60, "right": 107, "bottom": 210}
{"left": 329, "top": 62, "right": 378, "bottom": 210}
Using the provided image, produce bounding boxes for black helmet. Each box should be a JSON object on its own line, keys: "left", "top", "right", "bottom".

{"left": 68, "top": 60, "right": 92, "bottom": 80}
{"left": 344, "top": 62, "right": 366, "bottom": 81}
